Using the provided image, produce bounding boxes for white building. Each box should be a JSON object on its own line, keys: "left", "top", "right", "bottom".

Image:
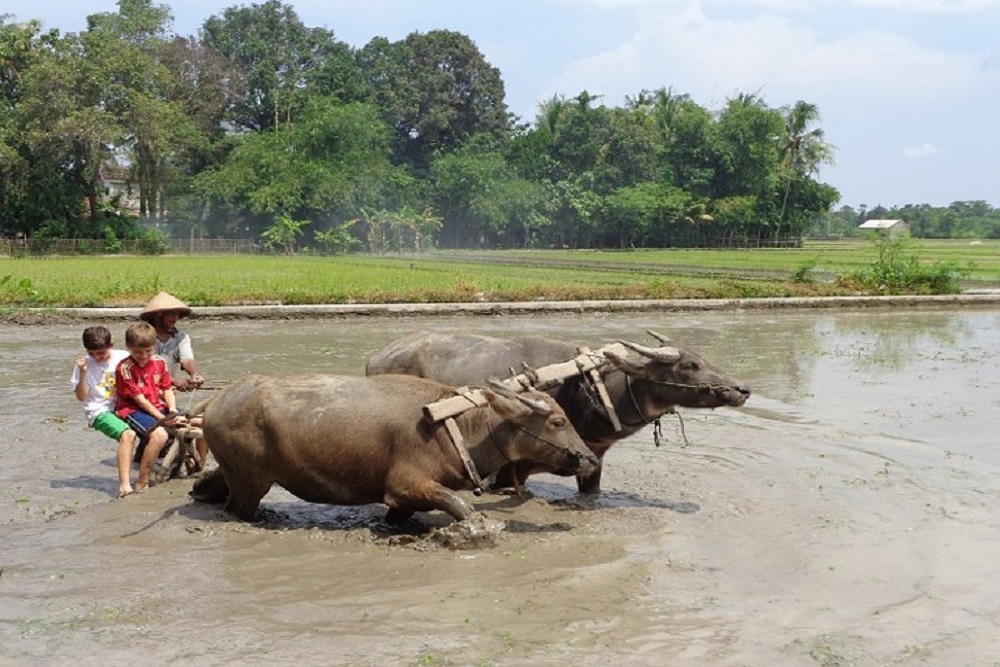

{"left": 859, "top": 219, "right": 910, "bottom": 238}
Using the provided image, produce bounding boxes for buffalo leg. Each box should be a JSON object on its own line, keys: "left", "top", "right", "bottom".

{"left": 430, "top": 487, "right": 476, "bottom": 522}
{"left": 490, "top": 462, "right": 533, "bottom": 494}
{"left": 190, "top": 468, "right": 229, "bottom": 504}
{"left": 223, "top": 472, "right": 273, "bottom": 522}
{"left": 576, "top": 460, "right": 603, "bottom": 494}
{"left": 387, "top": 482, "right": 476, "bottom": 523}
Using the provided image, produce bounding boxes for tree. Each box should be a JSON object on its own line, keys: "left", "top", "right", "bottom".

{"left": 195, "top": 100, "right": 392, "bottom": 236}
{"left": 430, "top": 138, "right": 511, "bottom": 247}
{"left": 359, "top": 30, "right": 510, "bottom": 170}
{"left": 648, "top": 88, "right": 715, "bottom": 195}
{"left": 776, "top": 100, "right": 835, "bottom": 239}
{"left": 1, "top": 18, "right": 61, "bottom": 235}
{"left": 16, "top": 31, "right": 123, "bottom": 228}
{"left": 202, "top": 0, "right": 348, "bottom": 132}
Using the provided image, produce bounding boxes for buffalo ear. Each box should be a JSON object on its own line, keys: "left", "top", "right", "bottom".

{"left": 481, "top": 387, "right": 531, "bottom": 423}
{"left": 603, "top": 350, "right": 651, "bottom": 379}
{"left": 485, "top": 379, "right": 553, "bottom": 416}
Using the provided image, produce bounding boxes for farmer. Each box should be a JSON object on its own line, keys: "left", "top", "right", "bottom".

{"left": 140, "top": 291, "right": 205, "bottom": 392}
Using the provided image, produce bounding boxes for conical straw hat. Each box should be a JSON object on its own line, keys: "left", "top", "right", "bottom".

{"left": 140, "top": 291, "right": 192, "bottom": 321}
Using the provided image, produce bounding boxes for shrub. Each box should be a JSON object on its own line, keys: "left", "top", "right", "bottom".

{"left": 136, "top": 229, "right": 168, "bottom": 255}
{"left": 790, "top": 257, "right": 820, "bottom": 283}
{"left": 843, "top": 236, "right": 969, "bottom": 294}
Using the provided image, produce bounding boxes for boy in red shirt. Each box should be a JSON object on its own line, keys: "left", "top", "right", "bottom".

{"left": 115, "top": 321, "right": 178, "bottom": 491}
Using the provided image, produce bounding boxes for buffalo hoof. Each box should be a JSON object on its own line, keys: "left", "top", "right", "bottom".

{"left": 384, "top": 507, "right": 416, "bottom": 524}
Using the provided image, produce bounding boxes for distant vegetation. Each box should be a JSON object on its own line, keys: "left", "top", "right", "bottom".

{"left": 4, "top": 1, "right": 837, "bottom": 252}
{"left": 812, "top": 201, "right": 1000, "bottom": 240}
{"left": 4, "top": 2, "right": 995, "bottom": 259}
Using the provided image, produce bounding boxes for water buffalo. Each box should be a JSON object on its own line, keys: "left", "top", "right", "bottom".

{"left": 189, "top": 373, "right": 597, "bottom": 523}
{"left": 366, "top": 331, "right": 750, "bottom": 494}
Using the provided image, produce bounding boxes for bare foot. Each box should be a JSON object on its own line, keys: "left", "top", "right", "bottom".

{"left": 134, "top": 479, "right": 149, "bottom": 493}
{"left": 118, "top": 486, "right": 134, "bottom": 499}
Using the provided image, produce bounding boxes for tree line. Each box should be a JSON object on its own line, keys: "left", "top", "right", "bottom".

{"left": 814, "top": 201, "right": 1000, "bottom": 240}
{"left": 2, "top": 0, "right": 941, "bottom": 253}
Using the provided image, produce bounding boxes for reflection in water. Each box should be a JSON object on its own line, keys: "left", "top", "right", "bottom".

{"left": 824, "top": 309, "right": 978, "bottom": 371}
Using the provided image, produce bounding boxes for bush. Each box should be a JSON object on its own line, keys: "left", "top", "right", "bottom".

{"left": 790, "top": 257, "right": 820, "bottom": 283}
{"left": 136, "top": 229, "right": 168, "bottom": 255}
{"left": 843, "top": 236, "right": 969, "bottom": 294}
{"left": 103, "top": 228, "right": 122, "bottom": 254}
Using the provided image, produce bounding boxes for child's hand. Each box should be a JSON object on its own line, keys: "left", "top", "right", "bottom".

{"left": 75, "top": 357, "right": 87, "bottom": 371}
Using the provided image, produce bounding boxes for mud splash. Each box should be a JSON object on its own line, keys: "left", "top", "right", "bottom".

{"left": 2, "top": 307, "right": 999, "bottom": 665}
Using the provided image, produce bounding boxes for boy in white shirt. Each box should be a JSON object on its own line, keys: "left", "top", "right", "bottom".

{"left": 71, "top": 326, "right": 138, "bottom": 498}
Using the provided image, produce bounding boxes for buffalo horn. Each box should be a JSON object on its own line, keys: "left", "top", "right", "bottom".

{"left": 646, "top": 330, "right": 674, "bottom": 344}
{"left": 618, "top": 339, "right": 681, "bottom": 362}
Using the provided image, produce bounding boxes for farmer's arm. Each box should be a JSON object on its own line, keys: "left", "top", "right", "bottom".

{"left": 177, "top": 336, "right": 204, "bottom": 387}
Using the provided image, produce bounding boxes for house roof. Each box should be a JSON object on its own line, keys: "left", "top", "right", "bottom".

{"left": 859, "top": 219, "right": 907, "bottom": 229}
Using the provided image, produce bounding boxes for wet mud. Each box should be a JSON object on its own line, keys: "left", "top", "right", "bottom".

{"left": 2, "top": 306, "right": 999, "bottom": 665}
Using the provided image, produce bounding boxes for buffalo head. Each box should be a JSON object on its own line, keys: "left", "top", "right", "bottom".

{"left": 605, "top": 331, "right": 750, "bottom": 414}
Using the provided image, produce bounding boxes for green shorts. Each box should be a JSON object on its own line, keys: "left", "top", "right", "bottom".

{"left": 92, "top": 412, "right": 131, "bottom": 441}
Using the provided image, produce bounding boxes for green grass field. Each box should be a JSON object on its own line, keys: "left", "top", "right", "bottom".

{"left": 1, "top": 239, "right": 996, "bottom": 308}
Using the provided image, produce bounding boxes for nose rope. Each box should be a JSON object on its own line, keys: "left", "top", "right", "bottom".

{"left": 486, "top": 408, "right": 589, "bottom": 463}
{"left": 624, "top": 374, "right": 690, "bottom": 448}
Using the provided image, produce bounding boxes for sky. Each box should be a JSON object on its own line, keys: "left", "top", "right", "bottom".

{"left": 6, "top": 0, "right": 1000, "bottom": 210}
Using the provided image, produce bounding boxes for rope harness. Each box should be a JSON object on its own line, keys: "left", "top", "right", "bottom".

{"left": 438, "top": 389, "right": 592, "bottom": 495}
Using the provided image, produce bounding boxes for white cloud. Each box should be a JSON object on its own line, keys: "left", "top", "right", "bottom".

{"left": 852, "top": 0, "right": 1000, "bottom": 12}
{"left": 902, "top": 142, "right": 941, "bottom": 158}
{"left": 549, "top": 4, "right": 983, "bottom": 108}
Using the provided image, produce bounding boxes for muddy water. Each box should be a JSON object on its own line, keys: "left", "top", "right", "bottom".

{"left": 2, "top": 306, "right": 999, "bottom": 666}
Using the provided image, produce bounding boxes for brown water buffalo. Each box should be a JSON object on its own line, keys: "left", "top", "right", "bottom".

{"left": 366, "top": 331, "right": 750, "bottom": 494}
{"left": 189, "top": 373, "right": 597, "bottom": 523}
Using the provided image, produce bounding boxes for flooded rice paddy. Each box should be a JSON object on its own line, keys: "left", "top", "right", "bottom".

{"left": 1, "top": 305, "right": 999, "bottom": 666}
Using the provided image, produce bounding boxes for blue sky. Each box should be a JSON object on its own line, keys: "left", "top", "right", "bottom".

{"left": 7, "top": 0, "right": 999, "bottom": 210}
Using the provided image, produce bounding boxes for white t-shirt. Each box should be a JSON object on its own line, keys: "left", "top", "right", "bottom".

{"left": 156, "top": 328, "right": 194, "bottom": 381}
{"left": 70, "top": 349, "right": 130, "bottom": 426}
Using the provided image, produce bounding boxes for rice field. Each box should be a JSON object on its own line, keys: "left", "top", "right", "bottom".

{"left": 1, "top": 239, "right": 996, "bottom": 308}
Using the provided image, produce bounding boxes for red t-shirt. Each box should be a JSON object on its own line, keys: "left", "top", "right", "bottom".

{"left": 115, "top": 356, "right": 172, "bottom": 419}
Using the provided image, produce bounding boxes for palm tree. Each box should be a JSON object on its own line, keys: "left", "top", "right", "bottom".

{"left": 535, "top": 94, "right": 567, "bottom": 138}
{"left": 776, "top": 100, "right": 835, "bottom": 238}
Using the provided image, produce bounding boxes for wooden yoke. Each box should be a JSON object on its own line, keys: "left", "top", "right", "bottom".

{"left": 420, "top": 344, "right": 632, "bottom": 495}
{"left": 421, "top": 342, "right": 629, "bottom": 423}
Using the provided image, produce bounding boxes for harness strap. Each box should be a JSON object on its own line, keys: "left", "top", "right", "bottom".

{"left": 577, "top": 346, "right": 622, "bottom": 432}
{"left": 441, "top": 417, "right": 486, "bottom": 496}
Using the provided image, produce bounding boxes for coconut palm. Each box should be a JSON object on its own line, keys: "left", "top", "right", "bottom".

{"left": 777, "top": 100, "right": 835, "bottom": 237}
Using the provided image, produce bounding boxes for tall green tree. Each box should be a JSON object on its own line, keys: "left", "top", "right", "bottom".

{"left": 359, "top": 30, "right": 509, "bottom": 170}
{"left": 195, "top": 100, "right": 392, "bottom": 237}
{"left": 647, "top": 88, "right": 715, "bottom": 195}
{"left": 776, "top": 100, "right": 835, "bottom": 239}
{"left": 202, "top": 0, "right": 348, "bottom": 133}
{"left": 85, "top": 0, "right": 203, "bottom": 221}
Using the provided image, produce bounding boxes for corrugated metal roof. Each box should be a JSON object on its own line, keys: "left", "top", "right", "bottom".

{"left": 859, "top": 219, "right": 907, "bottom": 229}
